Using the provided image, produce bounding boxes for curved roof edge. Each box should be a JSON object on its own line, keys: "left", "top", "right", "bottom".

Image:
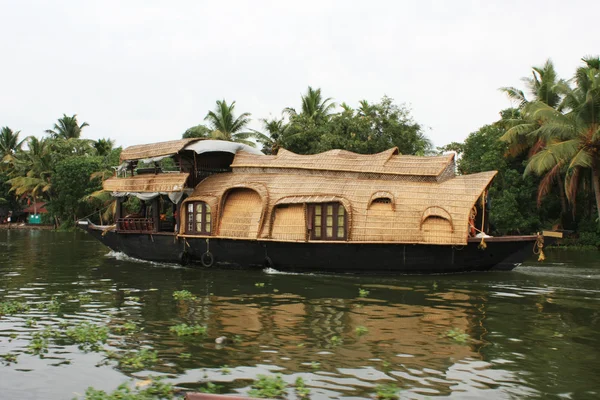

{"left": 120, "top": 138, "right": 264, "bottom": 162}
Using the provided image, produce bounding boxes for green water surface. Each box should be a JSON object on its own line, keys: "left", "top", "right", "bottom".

{"left": 0, "top": 230, "right": 599, "bottom": 399}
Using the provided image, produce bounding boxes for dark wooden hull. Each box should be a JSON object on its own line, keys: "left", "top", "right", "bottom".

{"left": 82, "top": 224, "right": 540, "bottom": 274}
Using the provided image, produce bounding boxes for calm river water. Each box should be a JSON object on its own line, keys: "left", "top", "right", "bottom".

{"left": 1, "top": 230, "right": 599, "bottom": 399}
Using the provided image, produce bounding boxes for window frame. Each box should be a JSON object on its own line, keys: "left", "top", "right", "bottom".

{"left": 186, "top": 201, "right": 212, "bottom": 235}
{"left": 308, "top": 202, "right": 347, "bottom": 241}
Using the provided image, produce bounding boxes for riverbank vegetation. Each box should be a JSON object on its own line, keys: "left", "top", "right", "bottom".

{"left": 1, "top": 56, "right": 598, "bottom": 244}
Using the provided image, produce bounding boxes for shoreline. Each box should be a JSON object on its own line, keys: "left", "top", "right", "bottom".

{"left": 0, "top": 223, "right": 55, "bottom": 230}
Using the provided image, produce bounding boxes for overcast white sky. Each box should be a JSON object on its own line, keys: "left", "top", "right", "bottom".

{"left": 0, "top": 0, "right": 597, "bottom": 150}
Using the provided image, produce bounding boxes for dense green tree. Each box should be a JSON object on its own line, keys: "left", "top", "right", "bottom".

{"left": 182, "top": 124, "right": 212, "bottom": 139}
{"left": 280, "top": 96, "right": 432, "bottom": 155}
{"left": 459, "top": 124, "right": 552, "bottom": 235}
{"left": 204, "top": 100, "right": 256, "bottom": 146}
{"left": 50, "top": 156, "right": 103, "bottom": 226}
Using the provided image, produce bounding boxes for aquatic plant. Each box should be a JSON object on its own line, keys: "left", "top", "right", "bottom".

{"left": 432, "top": 281, "right": 438, "bottom": 290}
{"left": 232, "top": 334, "right": 243, "bottom": 343}
{"left": 294, "top": 377, "right": 310, "bottom": 399}
{"left": 27, "top": 333, "right": 49, "bottom": 355}
{"left": 198, "top": 382, "right": 222, "bottom": 394}
{"left": 67, "top": 293, "right": 93, "bottom": 304}
{"left": 25, "top": 318, "right": 37, "bottom": 327}
{"left": 328, "top": 335, "right": 343, "bottom": 346}
{"left": 172, "top": 290, "right": 197, "bottom": 301}
{"left": 310, "top": 361, "right": 320, "bottom": 370}
{"left": 178, "top": 353, "right": 191, "bottom": 359}
{"left": 355, "top": 326, "right": 369, "bottom": 336}
{"left": 40, "top": 325, "right": 61, "bottom": 339}
{"left": 0, "top": 300, "right": 30, "bottom": 316}
{"left": 118, "top": 348, "right": 159, "bottom": 371}
{"left": 77, "top": 378, "right": 174, "bottom": 399}
{"left": 255, "top": 282, "right": 265, "bottom": 287}
{"left": 358, "top": 288, "right": 370, "bottom": 298}
{"left": 445, "top": 328, "right": 470, "bottom": 343}
{"left": 169, "top": 323, "right": 207, "bottom": 337}
{"left": 0, "top": 353, "right": 18, "bottom": 365}
{"left": 220, "top": 365, "right": 231, "bottom": 375}
{"left": 374, "top": 383, "right": 400, "bottom": 399}
{"left": 112, "top": 321, "right": 138, "bottom": 334}
{"left": 65, "top": 322, "right": 109, "bottom": 350}
{"left": 248, "top": 374, "right": 288, "bottom": 399}
{"left": 46, "top": 296, "right": 61, "bottom": 313}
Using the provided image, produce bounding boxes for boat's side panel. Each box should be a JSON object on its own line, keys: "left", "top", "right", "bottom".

{"left": 87, "top": 229, "right": 184, "bottom": 263}
{"left": 85, "top": 225, "right": 536, "bottom": 273}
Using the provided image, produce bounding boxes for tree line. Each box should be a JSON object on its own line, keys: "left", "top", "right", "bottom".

{"left": 1, "top": 57, "right": 599, "bottom": 243}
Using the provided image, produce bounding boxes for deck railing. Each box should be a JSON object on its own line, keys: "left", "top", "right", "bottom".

{"left": 116, "top": 218, "right": 154, "bottom": 232}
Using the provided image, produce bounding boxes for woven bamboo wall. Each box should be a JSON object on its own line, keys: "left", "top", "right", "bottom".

{"left": 218, "top": 189, "right": 263, "bottom": 238}
{"left": 185, "top": 169, "right": 496, "bottom": 245}
{"left": 271, "top": 204, "right": 306, "bottom": 241}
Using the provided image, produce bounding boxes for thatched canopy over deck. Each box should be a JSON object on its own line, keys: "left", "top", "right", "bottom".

{"left": 119, "top": 138, "right": 201, "bottom": 163}
{"left": 104, "top": 173, "right": 189, "bottom": 193}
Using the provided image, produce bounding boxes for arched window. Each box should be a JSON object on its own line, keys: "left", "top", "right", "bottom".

{"left": 186, "top": 202, "right": 211, "bottom": 235}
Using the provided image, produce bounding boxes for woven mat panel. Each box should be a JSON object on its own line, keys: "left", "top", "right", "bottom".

{"left": 232, "top": 149, "right": 454, "bottom": 178}
{"left": 420, "top": 217, "right": 454, "bottom": 244}
{"left": 104, "top": 173, "right": 189, "bottom": 193}
{"left": 120, "top": 138, "right": 200, "bottom": 162}
{"left": 233, "top": 167, "right": 439, "bottom": 183}
{"left": 271, "top": 204, "right": 306, "bottom": 241}
{"left": 219, "top": 189, "right": 263, "bottom": 238}
{"left": 187, "top": 170, "right": 496, "bottom": 245}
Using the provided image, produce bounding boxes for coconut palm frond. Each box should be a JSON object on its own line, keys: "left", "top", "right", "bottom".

{"left": 499, "top": 86, "right": 528, "bottom": 107}
{"left": 537, "top": 163, "right": 562, "bottom": 207}
{"left": 568, "top": 147, "right": 593, "bottom": 170}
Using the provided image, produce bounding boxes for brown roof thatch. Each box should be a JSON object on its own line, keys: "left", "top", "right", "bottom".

{"left": 104, "top": 173, "right": 189, "bottom": 193}
{"left": 184, "top": 169, "right": 496, "bottom": 245}
{"left": 120, "top": 138, "right": 202, "bottom": 162}
{"left": 231, "top": 148, "right": 455, "bottom": 181}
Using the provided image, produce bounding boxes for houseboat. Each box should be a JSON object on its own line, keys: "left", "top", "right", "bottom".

{"left": 79, "top": 138, "right": 559, "bottom": 273}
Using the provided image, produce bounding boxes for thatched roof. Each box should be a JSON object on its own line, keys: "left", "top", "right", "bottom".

{"left": 104, "top": 173, "right": 189, "bottom": 193}
{"left": 120, "top": 138, "right": 201, "bottom": 162}
{"left": 185, "top": 169, "right": 496, "bottom": 245}
{"left": 231, "top": 148, "right": 455, "bottom": 181}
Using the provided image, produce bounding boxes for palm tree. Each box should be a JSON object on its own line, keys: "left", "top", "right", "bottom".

{"left": 499, "top": 60, "right": 571, "bottom": 218}
{"left": 0, "top": 127, "right": 26, "bottom": 160}
{"left": 204, "top": 100, "right": 256, "bottom": 146}
{"left": 94, "top": 138, "right": 114, "bottom": 156}
{"left": 523, "top": 57, "right": 600, "bottom": 227}
{"left": 251, "top": 117, "right": 288, "bottom": 154}
{"left": 284, "top": 86, "right": 336, "bottom": 123}
{"left": 7, "top": 137, "right": 54, "bottom": 213}
{"left": 45, "top": 114, "right": 89, "bottom": 140}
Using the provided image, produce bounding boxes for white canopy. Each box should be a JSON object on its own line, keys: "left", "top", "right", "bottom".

{"left": 183, "top": 140, "right": 264, "bottom": 155}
